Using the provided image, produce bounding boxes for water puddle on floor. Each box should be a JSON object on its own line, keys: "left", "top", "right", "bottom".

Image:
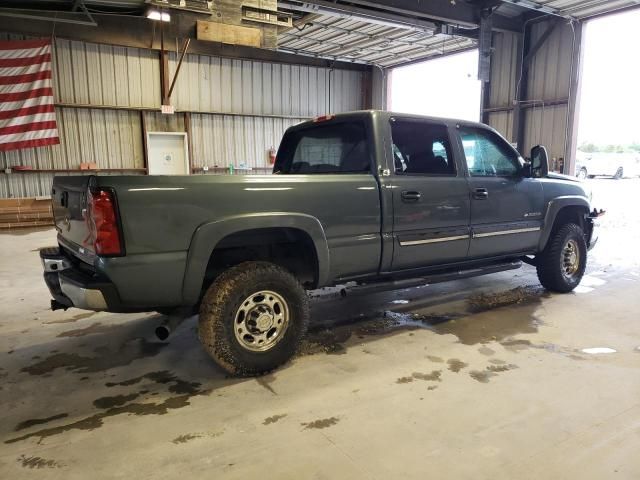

{"left": 574, "top": 286, "right": 594, "bottom": 294}
{"left": 301, "top": 285, "right": 547, "bottom": 356}
{"left": 581, "top": 347, "right": 617, "bottom": 354}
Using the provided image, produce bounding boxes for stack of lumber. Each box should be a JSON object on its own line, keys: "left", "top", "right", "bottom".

{"left": 0, "top": 197, "right": 54, "bottom": 230}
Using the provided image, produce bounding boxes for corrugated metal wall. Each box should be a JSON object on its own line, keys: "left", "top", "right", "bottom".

{"left": 485, "top": 20, "right": 577, "bottom": 168}
{"left": 522, "top": 20, "right": 574, "bottom": 165}
{"left": 485, "top": 31, "right": 519, "bottom": 143}
{"left": 0, "top": 34, "right": 366, "bottom": 198}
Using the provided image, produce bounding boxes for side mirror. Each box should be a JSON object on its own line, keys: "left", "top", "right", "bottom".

{"left": 530, "top": 145, "right": 549, "bottom": 178}
{"left": 521, "top": 161, "right": 533, "bottom": 178}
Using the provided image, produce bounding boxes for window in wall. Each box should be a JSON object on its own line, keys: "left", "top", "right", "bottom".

{"left": 459, "top": 127, "right": 520, "bottom": 176}
{"left": 390, "top": 119, "right": 455, "bottom": 175}
{"left": 275, "top": 121, "right": 370, "bottom": 174}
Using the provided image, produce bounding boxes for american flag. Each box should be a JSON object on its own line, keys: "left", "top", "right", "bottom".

{"left": 0, "top": 39, "right": 59, "bottom": 151}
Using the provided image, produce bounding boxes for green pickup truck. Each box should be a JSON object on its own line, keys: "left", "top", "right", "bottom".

{"left": 41, "top": 111, "right": 601, "bottom": 375}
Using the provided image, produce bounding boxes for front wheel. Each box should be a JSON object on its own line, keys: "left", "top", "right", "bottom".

{"left": 199, "top": 261, "right": 309, "bottom": 376}
{"left": 536, "top": 223, "right": 587, "bottom": 293}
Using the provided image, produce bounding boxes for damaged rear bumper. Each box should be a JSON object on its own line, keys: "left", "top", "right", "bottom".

{"left": 40, "top": 247, "right": 119, "bottom": 311}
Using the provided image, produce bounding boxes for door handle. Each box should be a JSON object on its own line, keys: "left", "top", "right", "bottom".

{"left": 473, "top": 188, "right": 489, "bottom": 200}
{"left": 401, "top": 190, "right": 421, "bottom": 202}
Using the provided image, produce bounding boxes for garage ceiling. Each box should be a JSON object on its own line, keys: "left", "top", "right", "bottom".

{"left": 497, "top": 0, "right": 640, "bottom": 20}
{"left": 0, "top": 0, "right": 638, "bottom": 67}
{"left": 276, "top": 12, "right": 476, "bottom": 68}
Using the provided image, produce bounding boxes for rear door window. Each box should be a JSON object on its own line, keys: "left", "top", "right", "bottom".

{"left": 275, "top": 121, "right": 371, "bottom": 174}
{"left": 390, "top": 119, "right": 456, "bottom": 175}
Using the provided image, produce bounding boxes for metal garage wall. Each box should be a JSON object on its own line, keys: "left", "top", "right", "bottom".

{"left": 522, "top": 20, "right": 575, "bottom": 166}
{"left": 485, "top": 31, "right": 519, "bottom": 142}
{"left": 485, "top": 19, "right": 578, "bottom": 169}
{"left": 0, "top": 34, "right": 366, "bottom": 198}
{"left": 190, "top": 115, "right": 301, "bottom": 170}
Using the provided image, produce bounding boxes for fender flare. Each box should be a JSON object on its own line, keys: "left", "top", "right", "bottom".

{"left": 539, "top": 196, "right": 590, "bottom": 251}
{"left": 181, "top": 213, "right": 330, "bottom": 305}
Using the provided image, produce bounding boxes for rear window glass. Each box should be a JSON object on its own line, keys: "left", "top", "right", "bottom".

{"left": 391, "top": 119, "right": 456, "bottom": 175}
{"left": 274, "top": 121, "right": 371, "bottom": 174}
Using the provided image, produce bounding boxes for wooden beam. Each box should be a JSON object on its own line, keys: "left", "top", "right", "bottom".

{"left": 197, "top": 20, "right": 262, "bottom": 48}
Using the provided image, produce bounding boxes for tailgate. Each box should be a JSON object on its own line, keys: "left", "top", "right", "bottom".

{"left": 51, "top": 175, "right": 96, "bottom": 257}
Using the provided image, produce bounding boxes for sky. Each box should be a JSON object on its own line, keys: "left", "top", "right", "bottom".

{"left": 389, "top": 9, "right": 640, "bottom": 145}
{"left": 578, "top": 9, "right": 640, "bottom": 145}
{"left": 389, "top": 50, "right": 481, "bottom": 122}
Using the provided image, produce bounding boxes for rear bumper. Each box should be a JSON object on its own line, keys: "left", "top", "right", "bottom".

{"left": 40, "top": 247, "right": 120, "bottom": 311}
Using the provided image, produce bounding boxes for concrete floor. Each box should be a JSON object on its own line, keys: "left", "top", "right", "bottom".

{"left": 1, "top": 178, "right": 639, "bottom": 479}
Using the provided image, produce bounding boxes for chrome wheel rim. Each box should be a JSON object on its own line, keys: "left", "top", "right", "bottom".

{"left": 234, "top": 290, "right": 290, "bottom": 352}
{"left": 562, "top": 239, "right": 580, "bottom": 278}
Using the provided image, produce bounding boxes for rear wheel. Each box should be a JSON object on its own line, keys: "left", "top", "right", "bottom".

{"left": 536, "top": 223, "right": 587, "bottom": 293}
{"left": 199, "top": 261, "right": 309, "bottom": 376}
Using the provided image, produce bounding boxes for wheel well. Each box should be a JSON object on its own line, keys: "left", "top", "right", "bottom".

{"left": 202, "top": 227, "right": 319, "bottom": 294}
{"left": 551, "top": 206, "right": 587, "bottom": 234}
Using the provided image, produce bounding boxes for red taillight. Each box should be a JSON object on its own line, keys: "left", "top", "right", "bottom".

{"left": 313, "top": 114, "right": 334, "bottom": 123}
{"left": 88, "top": 189, "right": 123, "bottom": 256}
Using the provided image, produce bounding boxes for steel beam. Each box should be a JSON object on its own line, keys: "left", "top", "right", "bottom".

{"left": 564, "top": 21, "right": 584, "bottom": 175}
{"left": 294, "top": 0, "right": 523, "bottom": 32}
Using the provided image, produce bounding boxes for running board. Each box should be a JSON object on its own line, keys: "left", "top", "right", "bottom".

{"left": 348, "top": 260, "right": 523, "bottom": 296}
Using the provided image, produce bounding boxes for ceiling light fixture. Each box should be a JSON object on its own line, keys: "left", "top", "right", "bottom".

{"left": 146, "top": 8, "right": 171, "bottom": 22}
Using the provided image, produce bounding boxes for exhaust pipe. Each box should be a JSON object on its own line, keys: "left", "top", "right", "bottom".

{"left": 155, "top": 314, "right": 187, "bottom": 341}
{"left": 51, "top": 299, "right": 69, "bottom": 311}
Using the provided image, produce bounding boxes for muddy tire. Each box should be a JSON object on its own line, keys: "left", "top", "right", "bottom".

{"left": 198, "top": 261, "right": 309, "bottom": 376}
{"left": 536, "top": 223, "right": 587, "bottom": 293}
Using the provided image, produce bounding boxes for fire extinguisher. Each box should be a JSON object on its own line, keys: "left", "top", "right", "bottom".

{"left": 268, "top": 146, "right": 277, "bottom": 165}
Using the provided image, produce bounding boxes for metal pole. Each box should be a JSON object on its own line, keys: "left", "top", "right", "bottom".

{"left": 167, "top": 38, "right": 191, "bottom": 99}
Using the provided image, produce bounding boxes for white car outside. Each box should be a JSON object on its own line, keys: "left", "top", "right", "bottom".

{"left": 576, "top": 152, "right": 640, "bottom": 179}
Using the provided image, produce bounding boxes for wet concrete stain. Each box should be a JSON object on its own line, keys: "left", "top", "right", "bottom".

{"left": 396, "top": 376, "right": 413, "bottom": 384}
{"left": 500, "top": 339, "right": 533, "bottom": 352}
{"left": 6, "top": 371, "right": 204, "bottom": 444}
{"left": 397, "top": 370, "right": 442, "bottom": 384}
{"left": 469, "top": 363, "right": 518, "bottom": 383}
{"left": 57, "top": 322, "right": 121, "bottom": 338}
{"left": 412, "top": 370, "right": 442, "bottom": 382}
{"left": 44, "top": 312, "right": 96, "bottom": 325}
{"left": 93, "top": 393, "right": 140, "bottom": 409}
{"left": 171, "top": 431, "right": 223, "bottom": 444}
{"left": 487, "top": 364, "right": 518, "bottom": 373}
{"left": 488, "top": 358, "right": 507, "bottom": 365}
{"left": 172, "top": 433, "right": 200, "bottom": 444}
{"left": 426, "top": 355, "right": 444, "bottom": 363}
{"left": 469, "top": 370, "right": 496, "bottom": 383}
{"left": 299, "top": 328, "right": 351, "bottom": 355}
{"left": 256, "top": 375, "right": 277, "bottom": 395}
{"left": 427, "top": 386, "right": 438, "bottom": 391}
{"left": 14, "top": 413, "right": 69, "bottom": 432}
{"left": 18, "top": 455, "right": 63, "bottom": 469}
{"left": 302, "top": 417, "right": 340, "bottom": 430}
{"left": 21, "top": 338, "right": 167, "bottom": 375}
{"left": 263, "top": 414, "right": 287, "bottom": 425}
{"left": 447, "top": 358, "right": 468, "bottom": 373}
